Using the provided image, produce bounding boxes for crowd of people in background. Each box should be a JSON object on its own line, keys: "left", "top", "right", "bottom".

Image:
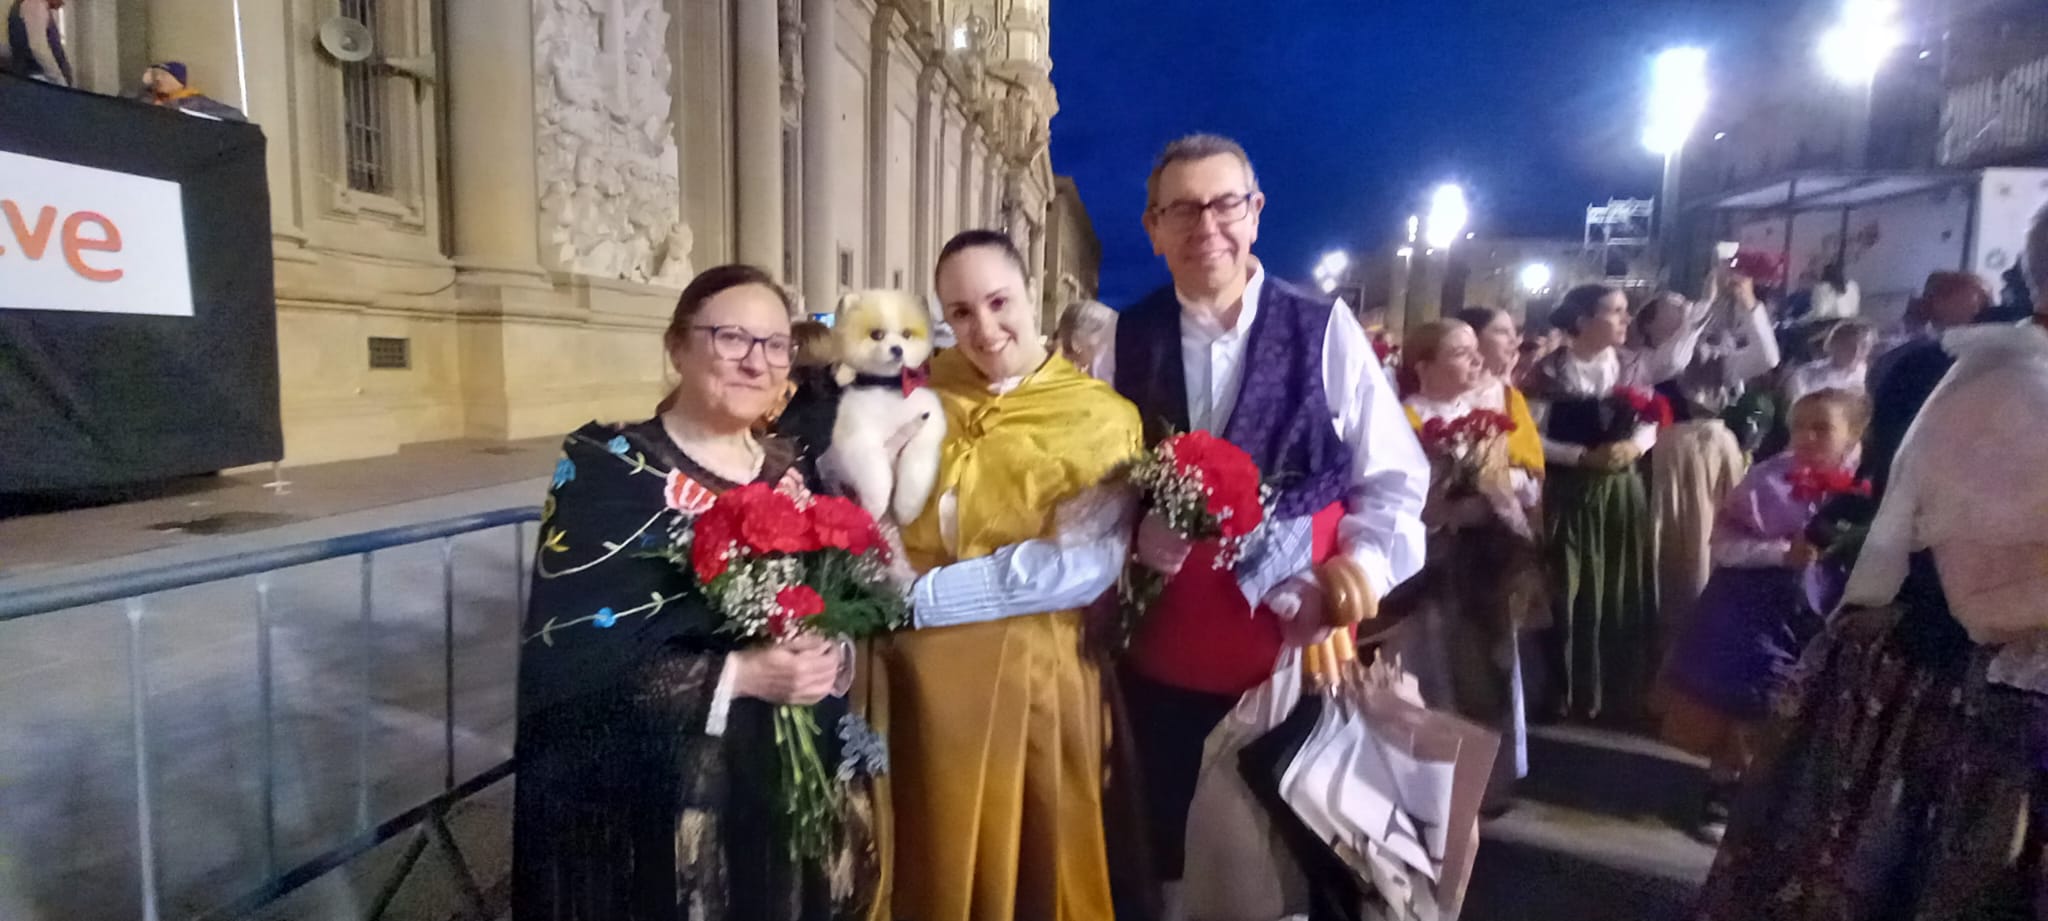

{"left": 1355, "top": 202, "right": 2048, "bottom": 918}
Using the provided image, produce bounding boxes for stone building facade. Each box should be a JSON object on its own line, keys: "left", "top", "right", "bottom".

{"left": 56, "top": 0, "right": 1061, "bottom": 465}
{"left": 1041, "top": 175, "right": 1101, "bottom": 329}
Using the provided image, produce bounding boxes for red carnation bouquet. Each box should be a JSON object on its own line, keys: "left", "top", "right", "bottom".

{"left": 1787, "top": 465, "right": 1872, "bottom": 504}
{"left": 660, "top": 482, "right": 908, "bottom": 861}
{"left": 1616, "top": 385, "right": 1675, "bottom": 429}
{"left": 1116, "top": 431, "right": 1269, "bottom": 649}
{"left": 1418, "top": 409, "right": 1517, "bottom": 487}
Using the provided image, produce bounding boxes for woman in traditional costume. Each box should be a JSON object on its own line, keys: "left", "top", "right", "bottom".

{"left": 1522, "top": 285, "right": 1664, "bottom": 722}
{"left": 1631, "top": 265, "right": 1780, "bottom": 658}
{"left": 875, "top": 230, "right": 1143, "bottom": 921}
{"left": 1692, "top": 210, "right": 2048, "bottom": 920}
{"left": 1388, "top": 319, "right": 1547, "bottom": 809}
{"left": 513, "top": 265, "right": 878, "bottom": 921}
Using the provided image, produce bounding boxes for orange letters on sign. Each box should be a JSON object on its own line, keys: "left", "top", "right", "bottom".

{"left": 2, "top": 201, "right": 58, "bottom": 260}
{"left": 0, "top": 199, "right": 125, "bottom": 282}
{"left": 62, "top": 211, "right": 123, "bottom": 282}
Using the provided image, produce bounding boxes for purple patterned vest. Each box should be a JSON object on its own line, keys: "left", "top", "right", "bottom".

{"left": 1114, "top": 276, "right": 1352, "bottom": 518}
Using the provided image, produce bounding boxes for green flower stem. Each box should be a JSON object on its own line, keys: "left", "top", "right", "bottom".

{"left": 1116, "top": 564, "right": 1168, "bottom": 651}
{"left": 774, "top": 704, "right": 845, "bottom": 863}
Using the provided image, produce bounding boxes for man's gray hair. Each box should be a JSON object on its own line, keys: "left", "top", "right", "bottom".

{"left": 1145, "top": 133, "right": 1261, "bottom": 209}
{"left": 2028, "top": 203, "right": 2048, "bottom": 303}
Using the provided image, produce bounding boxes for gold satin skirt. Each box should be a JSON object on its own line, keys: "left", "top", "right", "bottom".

{"left": 860, "top": 610, "right": 1113, "bottom": 921}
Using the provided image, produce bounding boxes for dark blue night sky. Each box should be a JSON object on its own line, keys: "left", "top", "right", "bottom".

{"left": 1049, "top": 0, "right": 1786, "bottom": 305}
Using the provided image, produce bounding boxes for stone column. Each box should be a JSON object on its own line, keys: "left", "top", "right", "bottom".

{"left": 800, "top": 0, "right": 839, "bottom": 314}
{"left": 911, "top": 64, "right": 940, "bottom": 276}
{"left": 1028, "top": 215, "right": 1047, "bottom": 292}
{"left": 735, "top": 0, "right": 784, "bottom": 274}
{"left": 446, "top": 0, "right": 543, "bottom": 274}
{"left": 867, "top": 4, "right": 897, "bottom": 286}
{"left": 958, "top": 122, "right": 980, "bottom": 230}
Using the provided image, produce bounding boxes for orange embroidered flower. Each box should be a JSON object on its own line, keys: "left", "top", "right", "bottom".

{"left": 664, "top": 470, "right": 717, "bottom": 516}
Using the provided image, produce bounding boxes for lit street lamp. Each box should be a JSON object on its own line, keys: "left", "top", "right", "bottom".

{"left": 1644, "top": 46, "right": 1708, "bottom": 260}
{"left": 1313, "top": 249, "right": 1353, "bottom": 298}
{"left": 1423, "top": 184, "right": 1469, "bottom": 251}
{"left": 1402, "top": 184, "right": 1470, "bottom": 329}
{"left": 1819, "top": 0, "right": 1901, "bottom": 169}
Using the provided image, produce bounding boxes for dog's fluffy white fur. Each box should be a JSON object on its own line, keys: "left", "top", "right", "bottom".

{"left": 822, "top": 290, "right": 947, "bottom": 524}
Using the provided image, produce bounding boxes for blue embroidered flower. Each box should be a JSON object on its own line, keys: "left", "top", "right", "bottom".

{"left": 593, "top": 607, "right": 618, "bottom": 628}
{"left": 836, "top": 712, "right": 890, "bottom": 780}
{"left": 605, "top": 436, "right": 631, "bottom": 455}
{"left": 552, "top": 458, "right": 577, "bottom": 489}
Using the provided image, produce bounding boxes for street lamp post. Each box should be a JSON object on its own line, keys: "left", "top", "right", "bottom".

{"left": 1404, "top": 185, "right": 1469, "bottom": 329}
{"left": 1819, "top": 0, "right": 1902, "bottom": 169}
{"left": 1644, "top": 47, "right": 1709, "bottom": 280}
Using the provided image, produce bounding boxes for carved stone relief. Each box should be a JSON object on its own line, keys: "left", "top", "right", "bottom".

{"left": 778, "top": 0, "right": 804, "bottom": 120}
{"left": 534, "top": 0, "right": 692, "bottom": 287}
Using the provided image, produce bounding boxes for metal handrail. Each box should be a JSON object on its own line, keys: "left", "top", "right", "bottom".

{"left": 0, "top": 506, "right": 540, "bottom": 622}
{"left": 0, "top": 505, "right": 542, "bottom": 921}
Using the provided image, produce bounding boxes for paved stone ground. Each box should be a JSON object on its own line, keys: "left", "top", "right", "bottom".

{"left": 0, "top": 437, "right": 1719, "bottom": 921}
{"left": 1464, "top": 725, "right": 1717, "bottom": 920}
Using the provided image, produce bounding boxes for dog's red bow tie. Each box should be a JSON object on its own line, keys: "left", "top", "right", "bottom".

{"left": 898, "top": 364, "right": 930, "bottom": 397}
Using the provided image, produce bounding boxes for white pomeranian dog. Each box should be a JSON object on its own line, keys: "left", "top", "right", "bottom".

{"left": 822, "top": 290, "right": 947, "bottom": 524}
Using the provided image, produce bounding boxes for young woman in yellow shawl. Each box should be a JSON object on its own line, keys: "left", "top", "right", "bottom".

{"left": 864, "top": 230, "right": 1142, "bottom": 921}
{"left": 1386, "top": 318, "right": 1547, "bottom": 812}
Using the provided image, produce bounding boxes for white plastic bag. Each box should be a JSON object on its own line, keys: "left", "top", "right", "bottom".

{"left": 1182, "top": 651, "right": 1308, "bottom": 921}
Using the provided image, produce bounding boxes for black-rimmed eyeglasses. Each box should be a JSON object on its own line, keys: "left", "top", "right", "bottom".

{"left": 693, "top": 325, "right": 794, "bottom": 368}
{"left": 1150, "top": 193, "right": 1257, "bottom": 230}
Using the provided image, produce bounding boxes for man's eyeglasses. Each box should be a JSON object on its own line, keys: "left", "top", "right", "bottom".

{"left": 1151, "top": 193, "right": 1257, "bottom": 230}
{"left": 694, "top": 325, "right": 794, "bottom": 368}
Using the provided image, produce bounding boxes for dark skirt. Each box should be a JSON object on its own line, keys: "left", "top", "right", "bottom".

{"left": 1691, "top": 605, "right": 2048, "bottom": 921}
{"left": 512, "top": 690, "right": 877, "bottom": 921}
{"left": 1543, "top": 466, "right": 1656, "bottom": 722}
{"left": 1386, "top": 520, "right": 1545, "bottom": 802}
{"left": 1663, "top": 566, "right": 1821, "bottom": 722}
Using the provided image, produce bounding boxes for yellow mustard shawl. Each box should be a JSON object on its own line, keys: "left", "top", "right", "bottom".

{"left": 899, "top": 349, "right": 1143, "bottom": 567}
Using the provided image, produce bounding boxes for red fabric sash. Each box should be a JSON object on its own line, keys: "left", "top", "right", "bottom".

{"left": 1126, "top": 502, "right": 1347, "bottom": 696}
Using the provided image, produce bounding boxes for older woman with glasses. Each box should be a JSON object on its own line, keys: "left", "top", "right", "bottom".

{"left": 514, "top": 264, "right": 878, "bottom": 921}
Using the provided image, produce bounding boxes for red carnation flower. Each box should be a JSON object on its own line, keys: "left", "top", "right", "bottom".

{"left": 722, "top": 483, "right": 816, "bottom": 554}
{"left": 1616, "top": 386, "right": 1675, "bottom": 428}
{"left": 1165, "top": 431, "right": 1227, "bottom": 475}
{"left": 777, "top": 585, "right": 826, "bottom": 620}
{"left": 807, "top": 495, "right": 880, "bottom": 555}
{"left": 692, "top": 507, "right": 738, "bottom": 583}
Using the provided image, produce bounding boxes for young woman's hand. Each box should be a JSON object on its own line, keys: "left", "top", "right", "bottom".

{"left": 1134, "top": 510, "right": 1193, "bottom": 576}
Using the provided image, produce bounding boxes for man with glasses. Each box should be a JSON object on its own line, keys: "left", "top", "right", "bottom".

{"left": 1103, "top": 133, "right": 1429, "bottom": 916}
